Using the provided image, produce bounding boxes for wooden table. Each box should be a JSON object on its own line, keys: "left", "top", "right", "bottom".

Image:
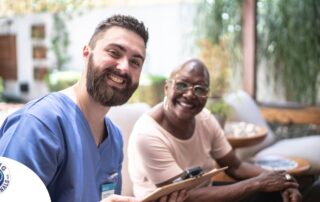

{"left": 283, "top": 157, "right": 311, "bottom": 176}
{"left": 212, "top": 156, "right": 310, "bottom": 182}
{"left": 255, "top": 156, "right": 311, "bottom": 176}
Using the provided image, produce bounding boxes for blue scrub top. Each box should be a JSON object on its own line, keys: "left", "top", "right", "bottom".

{"left": 0, "top": 93, "right": 123, "bottom": 202}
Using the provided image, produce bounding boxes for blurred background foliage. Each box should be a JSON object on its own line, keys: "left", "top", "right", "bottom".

{"left": 198, "top": 37, "right": 232, "bottom": 98}
{"left": 196, "top": 0, "right": 320, "bottom": 106}
{"left": 195, "top": 0, "right": 242, "bottom": 120}
{"left": 46, "top": 70, "right": 80, "bottom": 92}
{"left": 129, "top": 74, "right": 166, "bottom": 106}
{"left": 51, "top": 12, "right": 71, "bottom": 71}
{"left": 196, "top": 0, "right": 242, "bottom": 47}
{"left": 196, "top": 0, "right": 242, "bottom": 99}
{"left": 257, "top": 0, "right": 320, "bottom": 105}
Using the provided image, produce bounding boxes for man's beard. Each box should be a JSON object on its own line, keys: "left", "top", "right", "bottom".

{"left": 86, "top": 54, "right": 138, "bottom": 106}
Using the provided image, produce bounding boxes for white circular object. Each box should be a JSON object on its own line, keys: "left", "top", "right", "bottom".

{"left": 0, "top": 156, "right": 51, "bottom": 201}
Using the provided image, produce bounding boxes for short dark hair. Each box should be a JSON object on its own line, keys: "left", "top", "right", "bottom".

{"left": 88, "top": 14, "right": 149, "bottom": 48}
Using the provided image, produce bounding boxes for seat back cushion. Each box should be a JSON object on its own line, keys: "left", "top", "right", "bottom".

{"left": 224, "top": 90, "right": 276, "bottom": 160}
{"left": 107, "top": 103, "right": 151, "bottom": 196}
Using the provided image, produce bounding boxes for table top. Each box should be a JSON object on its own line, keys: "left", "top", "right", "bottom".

{"left": 212, "top": 156, "right": 311, "bottom": 182}
{"left": 284, "top": 157, "right": 310, "bottom": 176}
{"left": 255, "top": 156, "right": 310, "bottom": 176}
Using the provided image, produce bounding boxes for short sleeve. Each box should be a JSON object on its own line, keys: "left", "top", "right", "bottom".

{"left": 0, "top": 114, "right": 62, "bottom": 186}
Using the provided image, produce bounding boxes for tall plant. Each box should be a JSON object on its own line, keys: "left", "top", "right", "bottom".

{"left": 257, "top": 0, "right": 320, "bottom": 105}
{"left": 196, "top": 0, "right": 242, "bottom": 46}
{"left": 51, "top": 12, "right": 70, "bottom": 71}
{"left": 195, "top": 0, "right": 242, "bottom": 123}
{"left": 195, "top": 0, "right": 242, "bottom": 98}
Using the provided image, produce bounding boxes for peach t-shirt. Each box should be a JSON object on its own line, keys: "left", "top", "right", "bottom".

{"left": 128, "top": 108, "right": 232, "bottom": 198}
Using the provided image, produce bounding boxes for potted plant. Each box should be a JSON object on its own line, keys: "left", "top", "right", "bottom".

{"left": 206, "top": 98, "right": 232, "bottom": 128}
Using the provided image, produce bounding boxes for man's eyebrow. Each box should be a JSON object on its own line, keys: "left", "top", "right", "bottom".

{"left": 108, "top": 43, "right": 145, "bottom": 61}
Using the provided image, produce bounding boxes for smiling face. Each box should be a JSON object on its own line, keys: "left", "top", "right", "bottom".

{"left": 84, "top": 26, "right": 146, "bottom": 106}
{"left": 165, "top": 59, "right": 210, "bottom": 120}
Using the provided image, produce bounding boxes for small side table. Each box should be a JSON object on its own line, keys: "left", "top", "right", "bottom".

{"left": 255, "top": 156, "right": 311, "bottom": 176}
{"left": 212, "top": 156, "right": 311, "bottom": 182}
{"left": 280, "top": 157, "right": 310, "bottom": 176}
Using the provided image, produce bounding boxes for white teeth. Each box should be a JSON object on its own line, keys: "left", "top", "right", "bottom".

{"left": 180, "top": 102, "right": 192, "bottom": 108}
{"left": 109, "top": 74, "right": 124, "bottom": 84}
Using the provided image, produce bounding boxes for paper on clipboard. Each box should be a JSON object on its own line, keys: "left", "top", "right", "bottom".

{"left": 141, "top": 167, "right": 228, "bottom": 202}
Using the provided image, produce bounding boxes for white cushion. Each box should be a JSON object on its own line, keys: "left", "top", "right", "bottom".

{"left": 224, "top": 90, "right": 276, "bottom": 160}
{"left": 107, "top": 103, "right": 151, "bottom": 196}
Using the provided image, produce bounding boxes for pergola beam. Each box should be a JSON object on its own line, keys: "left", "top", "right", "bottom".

{"left": 242, "top": 0, "right": 257, "bottom": 99}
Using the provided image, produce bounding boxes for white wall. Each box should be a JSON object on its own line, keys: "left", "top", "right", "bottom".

{"left": 0, "top": 13, "right": 53, "bottom": 100}
{"left": 66, "top": 3, "right": 198, "bottom": 77}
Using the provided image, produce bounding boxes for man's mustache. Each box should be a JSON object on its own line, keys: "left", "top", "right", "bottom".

{"left": 101, "top": 67, "right": 131, "bottom": 85}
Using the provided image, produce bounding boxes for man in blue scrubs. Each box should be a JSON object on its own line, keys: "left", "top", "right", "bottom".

{"left": 0, "top": 14, "right": 187, "bottom": 202}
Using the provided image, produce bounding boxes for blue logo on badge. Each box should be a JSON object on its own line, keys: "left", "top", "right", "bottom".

{"left": 0, "top": 170, "right": 4, "bottom": 185}
{"left": 0, "top": 161, "right": 10, "bottom": 193}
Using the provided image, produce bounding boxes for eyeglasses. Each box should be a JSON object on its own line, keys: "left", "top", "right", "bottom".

{"left": 169, "top": 80, "right": 209, "bottom": 97}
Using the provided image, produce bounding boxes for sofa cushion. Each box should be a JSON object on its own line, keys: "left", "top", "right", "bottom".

{"left": 224, "top": 91, "right": 276, "bottom": 160}
{"left": 107, "top": 103, "right": 151, "bottom": 196}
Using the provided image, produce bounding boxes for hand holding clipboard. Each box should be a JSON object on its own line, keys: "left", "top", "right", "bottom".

{"left": 141, "top": 166, "right": 228, "bottom": 202}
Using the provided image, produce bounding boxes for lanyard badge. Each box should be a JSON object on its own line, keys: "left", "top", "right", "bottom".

{"left": 101, "top": 172, "right": 118, "bottom": 200}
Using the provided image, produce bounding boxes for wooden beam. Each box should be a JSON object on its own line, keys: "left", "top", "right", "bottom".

{"left": 242, "top": 0, "right": 257, "bottom": 98}
{"left": 260, "top": 106, "right": 320, "bottom": 125}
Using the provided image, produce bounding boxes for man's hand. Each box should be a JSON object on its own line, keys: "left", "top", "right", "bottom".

{"left": 281, "top": 188, "right": 302, "bottom": 202}
{"left": 100, "top": 194, "right": 140, "bottom": 202}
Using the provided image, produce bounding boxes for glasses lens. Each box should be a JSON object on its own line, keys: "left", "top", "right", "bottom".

{"left": 194, "top": 85, "right": 209, "bottom": 97}
{"left": 175, "top": 82, "right": 189, "bottom": 92}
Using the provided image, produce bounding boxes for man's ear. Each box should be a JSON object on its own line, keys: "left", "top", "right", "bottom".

{"left": 83, "top": 45, "right": 90, "bottom": 58}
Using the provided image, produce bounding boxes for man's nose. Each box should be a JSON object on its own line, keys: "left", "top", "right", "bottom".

{"left": 117, "top": 58, "right": 130, "bottom": 73}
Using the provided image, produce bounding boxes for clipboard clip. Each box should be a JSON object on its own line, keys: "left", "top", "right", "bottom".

{"left": 173, "top": 166, "right": 204, "bottom": 183}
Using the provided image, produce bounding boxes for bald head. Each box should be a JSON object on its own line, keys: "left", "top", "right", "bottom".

{"left": 169, "top": 59, "right": 210, "bottom": 86}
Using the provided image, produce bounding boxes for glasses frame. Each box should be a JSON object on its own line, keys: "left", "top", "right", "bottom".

{"left": 168, "top": 80, "right": 209, "bottom": 98}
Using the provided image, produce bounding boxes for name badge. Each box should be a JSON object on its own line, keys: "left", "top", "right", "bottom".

{"left": 101, "top": 172, "right": 118, "bottom": 200}
{"left": 101, "top": 182, "right": 115, "bottom": 199}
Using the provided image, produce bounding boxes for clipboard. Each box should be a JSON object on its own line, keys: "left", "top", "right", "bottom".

{"left": 141, "top": 167, "right": 228, "bottom": 202}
